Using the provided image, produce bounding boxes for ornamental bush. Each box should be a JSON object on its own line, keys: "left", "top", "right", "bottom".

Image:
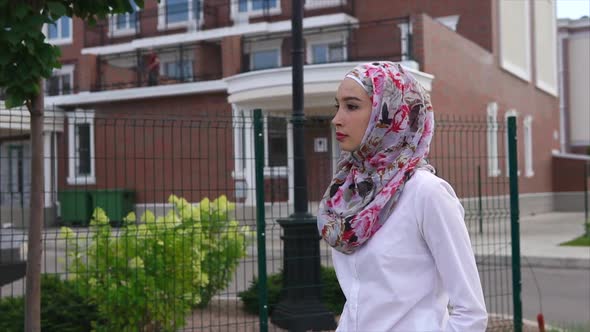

{"left": 61, "top": 195, "right": 251, "bottom": 331}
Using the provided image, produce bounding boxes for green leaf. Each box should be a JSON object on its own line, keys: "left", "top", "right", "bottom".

{"left": 46, "top": 2, "right": 67, "bottom": 18}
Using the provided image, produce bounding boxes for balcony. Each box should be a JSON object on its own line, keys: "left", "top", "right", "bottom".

{"left": 242, "top": 16, "right": 413, "bottom": 72}
{"left": 92, "top": 43, "right": 222, "bottom": 91}
{"left": 83, "top": 0, "right": 354, "bottom": 49}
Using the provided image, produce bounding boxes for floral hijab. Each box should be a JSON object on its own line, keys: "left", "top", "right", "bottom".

{"left": 317, "top": 62, "right": 435, "bottom": 254}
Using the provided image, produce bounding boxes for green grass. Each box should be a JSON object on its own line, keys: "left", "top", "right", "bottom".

{"left": 559, "top": 234, "right": 590, "bottom": 247}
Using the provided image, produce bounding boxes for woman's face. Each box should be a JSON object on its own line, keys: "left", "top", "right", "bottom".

{"left": 332, "top": 78, "right": 373, "bottom": 152}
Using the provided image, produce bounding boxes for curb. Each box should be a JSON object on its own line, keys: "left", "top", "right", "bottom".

{"left": 476, "top": 254, "right": 590, "bottom": 270}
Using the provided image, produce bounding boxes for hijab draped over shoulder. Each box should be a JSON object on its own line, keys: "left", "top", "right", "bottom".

{"left": 317, "top": 62, "right": 435, "bottom": 254}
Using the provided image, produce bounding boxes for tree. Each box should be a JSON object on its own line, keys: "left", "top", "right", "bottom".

{"left": 0, "top": 1, "right": 145, "bottom": 331}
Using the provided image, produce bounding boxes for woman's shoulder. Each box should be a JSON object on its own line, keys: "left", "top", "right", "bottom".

{"left": 407, "top": 169, "right": 458, "bottom": 200}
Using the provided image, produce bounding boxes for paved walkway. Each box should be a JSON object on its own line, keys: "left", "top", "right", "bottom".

{"left": 472, "top": 212, "right": 590, "bottom": 269}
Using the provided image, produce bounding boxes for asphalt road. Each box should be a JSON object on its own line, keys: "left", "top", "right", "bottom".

{"left": 521, "top": 266, "right": 590, "bottom": 327}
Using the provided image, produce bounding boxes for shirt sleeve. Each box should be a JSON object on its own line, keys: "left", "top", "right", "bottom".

{"left": 416, "top": 178, "right": 488, "bottom": 332}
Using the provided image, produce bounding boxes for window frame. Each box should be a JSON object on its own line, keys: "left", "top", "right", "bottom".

{"left": 43, "top": 16, "right": 73, "bottom": 45}
{"left": 232, "top": 0, "right": 282, "bottom": 22}
{"left": 67, "top": 110, "right": 96, "bottom": 185}
{"left": 247, "top": 39, "right": 282, "bottom": 71}
{"left": 158, "top": 0, "right": 204, "bottom": 31}
{"left": 486, "top": 102, "right": 501, "bottom": 177}
{"left": 158, "top": 50, "right": 195, "bottom": 82}
{"left": 47, "top": 64, "right": 74, "bottom": 96}
{"left": 263, "top": 114, "right": 288, "bottom": 176}
{"left": 109, "top": 2, "right": 140, "bottom": 37}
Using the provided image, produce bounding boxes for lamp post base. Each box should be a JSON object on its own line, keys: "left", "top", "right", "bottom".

{"left": 270, "top": 214, "right": 337, "bottom": 331}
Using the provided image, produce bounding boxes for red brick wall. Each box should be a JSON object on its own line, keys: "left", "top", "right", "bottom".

{"left": 58, "top": 93, "right": 236, "bottom": 204}
{"left": 552, "top": 157, "right": 590, "bottom": 192}
{"left": 414, "top": 13, "right": 559, "bottom": 195}
{"left": 353, "top": 0, "right": 493, "bottom": 52}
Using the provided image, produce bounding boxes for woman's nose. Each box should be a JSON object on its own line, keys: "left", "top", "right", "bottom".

{"left": 332, "top": 108, "right": 343, "bottom": 127}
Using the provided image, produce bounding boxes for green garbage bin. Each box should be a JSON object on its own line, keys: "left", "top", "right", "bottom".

{"left": 58, "top": 190, "right": 92, "bottom": 226}
{"left": 89, "top": 189, "right": 135, "bottom": 226}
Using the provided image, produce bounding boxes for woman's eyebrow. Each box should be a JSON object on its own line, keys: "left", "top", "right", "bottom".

{"left": 337, "top": 96, "right": 362, "bottom": 102}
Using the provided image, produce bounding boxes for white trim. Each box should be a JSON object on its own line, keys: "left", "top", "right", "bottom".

{"left": 82, "top": 13, "right": 359, "bottom": 55}
{"left": 306, "top": 31, "right": 348, "bottom": 64}
{"left": 552, "top": 152, "right": 590, "bottom": 161}
{"left": 533, "top": 0, "right": 559, "bottom": 97}
{"left": 435, "top": 15, "right": 460, "bottom": 31}
{"left": 536, "top": 79, "right": 558, "bottom": 96}
{"left": 231, "top": 0, "right": 282, "bottom": 23}
{"left": 523, "top": 115, "right": 534, "bottom": 177}
{"left": 45, "top": 79, "right": 227, "bottom": 106}
{"left": 397, "top": 22, "right": 412, "bottom": 61}
{"left": 486, "top": 102, "right": 501, "bottom": 177}
{"left": 66, "top": 110, "right": 96, "bottom": 185}
{"left": 157, "top": 0, "right": 204, "bottom": 31}
{"left": 305, "top": 0, "right": 345, "bottom": 10}
{"left": 501, "top": 59, "right": 532, "bottom": 82}
{"left": 43, "top": 16, "right": 73, "bottom": 45}
{"left": 499, "top": 0, "right": 532, "bottom": 82}
{"left": 287, "top": 121, "right": 294, "bottom": 205}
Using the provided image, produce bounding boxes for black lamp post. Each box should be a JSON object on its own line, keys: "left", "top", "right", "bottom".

{"left": 270, "top": 0, "right": 337, "bottom": 331}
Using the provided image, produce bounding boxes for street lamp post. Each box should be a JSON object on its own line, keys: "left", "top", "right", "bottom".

{"left": 270, "top": 0, "right": 337, "bottom": 331}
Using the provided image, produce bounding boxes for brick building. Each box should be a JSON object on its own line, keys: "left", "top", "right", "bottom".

{"left": 0, "top": 0, "right": 562, "bottom": 225}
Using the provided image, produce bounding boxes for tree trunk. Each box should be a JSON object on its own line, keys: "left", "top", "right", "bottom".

{"left": 25, "top": 83, "right": 44, "bottom": 332}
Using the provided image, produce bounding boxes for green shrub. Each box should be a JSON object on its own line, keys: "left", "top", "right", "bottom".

{"left": 61, "top": 195, "right": 252, "bottom": 332}
{"left": 0, "top": 274, "right": 98, "bottom": 332}
{"left": 238, "top": 266, "right": 345, "bottom": 316}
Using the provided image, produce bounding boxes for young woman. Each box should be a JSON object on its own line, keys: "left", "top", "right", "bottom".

{"left": 317, "top": 62, "right": 488, "bottom": 331}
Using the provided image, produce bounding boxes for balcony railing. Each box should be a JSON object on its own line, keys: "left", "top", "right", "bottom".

{"left": 83, "top": 0, "right": 354, "bottom": 48}
{"left": 241, "top": 16, "right": 412, "bottom": 72}
{"left": 92, "top": 44, "right": 222, "bottom": 91}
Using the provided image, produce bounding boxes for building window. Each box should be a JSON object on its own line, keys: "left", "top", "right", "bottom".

{"left": 523, "top": 116, "right": 534, "bottom": 177}
{"left": 486, "top": 102, "right": 500, "bottom": 177}
{"left": 67, "top": 110, "right": 96, "bottom": 185}
{"left": 251, "top": 49, "right": 280, "bottom": 70}
{"left": 266, "top": 117, "right": 288, "bottom": 167}
{"left": 239, "top": 0, "right": 278, "bottom": 13}
{"left": 311, "top": 42, "right": 345, "bottom": 64}
{"left": 45, "top": 16, "right": 72, "bottom": 45}
{"left": 161, "top": 60, "right": 194, "bottom": 81}
{"left": 47, "top": 65, "right": 74, "bottom": 96}
{"left": 111, "top": 1, "right": 139, "bottom": 36}
{"left": 158, "top": 0, "right": 203, "bottom": 30}
{"left": 304, "top": 0, "right": 344, "bottom": 10}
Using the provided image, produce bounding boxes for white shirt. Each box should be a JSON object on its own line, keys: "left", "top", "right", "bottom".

{"left": 332, "top": 170, "right": 488, "bottom": 332}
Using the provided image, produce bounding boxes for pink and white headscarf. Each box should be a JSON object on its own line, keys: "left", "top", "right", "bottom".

{"left": 317, "top": 62, "right": 435, "bottom": 254}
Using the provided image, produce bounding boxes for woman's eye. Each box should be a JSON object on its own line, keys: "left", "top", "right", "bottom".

{"left": 347, "top": 104, "right": 358, "bottom": 110}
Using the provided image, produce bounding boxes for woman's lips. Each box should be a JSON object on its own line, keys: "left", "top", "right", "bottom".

{"left": 336, "top": 132, "right": 347, "bottom": 141}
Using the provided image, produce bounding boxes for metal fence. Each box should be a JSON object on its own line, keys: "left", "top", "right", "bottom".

{"left": 0, "top": 107, "right": 522, "bottom": 331}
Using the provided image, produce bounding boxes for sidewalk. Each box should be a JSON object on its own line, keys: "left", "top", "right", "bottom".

{"left": 474, "top": 212, "right": 590, "bottom": 269}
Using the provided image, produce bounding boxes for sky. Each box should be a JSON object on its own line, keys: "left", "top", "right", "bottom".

{"left": 557, "top": 0, "right": 590, "bottom": 19}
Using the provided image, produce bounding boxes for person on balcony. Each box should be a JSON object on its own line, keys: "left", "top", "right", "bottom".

{"left": 318, "top": 61, "right": 488, "bottom": 331}
{"left": 146, "top": 49, "right": 160, "bottom": 86}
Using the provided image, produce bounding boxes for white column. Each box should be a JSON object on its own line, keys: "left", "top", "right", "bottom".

{"left": 243, "top": 110, "right": 257, "bottom": 206}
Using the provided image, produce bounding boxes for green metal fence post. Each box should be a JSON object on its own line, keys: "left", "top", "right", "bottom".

{"left": 507, "top": 116, "right": 522, "bottom": 332}
{"left": 253, "top": 109, "right": 269, "bottom": 332}
{"left": 478, "top": 165, "right": 483, "bottom": 235}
